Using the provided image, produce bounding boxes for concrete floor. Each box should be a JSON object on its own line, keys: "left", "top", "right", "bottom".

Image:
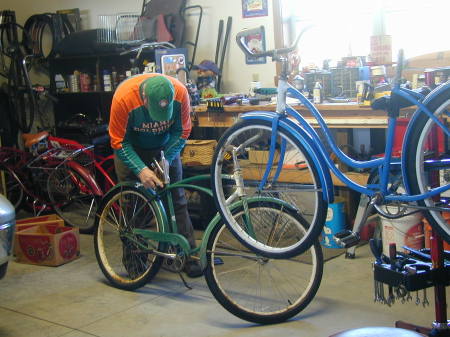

{"left": 0, "top": 232, "right": 447, "bottom": 337}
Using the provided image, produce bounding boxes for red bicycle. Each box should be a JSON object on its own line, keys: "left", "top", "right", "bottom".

{"left": 0, "top": 130, "right": 116, "bottom": 233}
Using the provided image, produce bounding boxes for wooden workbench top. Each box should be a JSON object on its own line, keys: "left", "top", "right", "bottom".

{"left": 192, "top": 103, "right": 415, "bottom": 129}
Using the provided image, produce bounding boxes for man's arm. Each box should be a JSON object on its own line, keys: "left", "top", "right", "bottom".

{"left": 109, "top": 96, "right": 148, "bottom": 176}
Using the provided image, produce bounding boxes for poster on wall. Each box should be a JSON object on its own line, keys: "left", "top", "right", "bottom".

{"left": 244, "top": 26, "right": 266, "bottom": 64}
{"left": 242, "top": 0, "right": 268, "bottom": 18}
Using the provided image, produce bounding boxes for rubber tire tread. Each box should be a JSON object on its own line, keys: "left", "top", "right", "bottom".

{"left": 94, "top": 185, "right": 163, "bottom": 291}
{"left": 405, "top": 86, "right": 450, "bottom": 243}
{"left": 204, "top": 201, "right": 323, "bottom": 324}
{"left": 211, "top": 118, "right": 327, "bottom": 258}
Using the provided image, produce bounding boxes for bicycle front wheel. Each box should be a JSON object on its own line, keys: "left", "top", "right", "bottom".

{"left": 47, "top": 166, "right": 98, "bottom": 234}
{"left": 205, "top": 201, "right": 323, "bottom": 324}
{"left": 94, "top": 185, "right": 163, "bottom": 291}
{"left": 0, "top": 166, "right": 23, "bottom": 209}
{"left": 406, "top": 89, "right": 450, "bottom": 243}
{"left": 211, "top": 119, "right": 327, "bottom": 258}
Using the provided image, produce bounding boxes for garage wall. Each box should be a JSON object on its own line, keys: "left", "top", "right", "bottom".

{"left": 2, "top": 0, "right": 277, "bottom": 93}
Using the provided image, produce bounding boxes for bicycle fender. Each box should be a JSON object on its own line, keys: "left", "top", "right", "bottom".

{"left": 0, "top": 164, "right": 27, "bottom": 192}
{"left": 401, "top": 82, "right": 450, "bottom": 192}
{"left": 240, "top": 111, "right": 334, "bottom": 203}
{"left": 98, "top": 181, "right": 170, "bottom": 234}
{"left": 198, "top": 196, "right": 300, "bottom": 269}
{"left": 66, "top": 161, "right": 103, "bottom": 197}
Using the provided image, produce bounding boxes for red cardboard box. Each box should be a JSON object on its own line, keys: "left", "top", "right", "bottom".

{"left": 15, "top": 214, "right": 65, "bottom": 233}
{"left": 16, "top": 214, "right": 64, "bottom": 225}
{"left": 14, "top": 224, "right": 80, "bottom": 266}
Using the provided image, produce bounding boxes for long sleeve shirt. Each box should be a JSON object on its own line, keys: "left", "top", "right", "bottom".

{"left": 109, "top": 73, "right": 192, "bottom": 176}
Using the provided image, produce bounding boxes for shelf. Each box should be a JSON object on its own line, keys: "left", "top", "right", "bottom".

{"left": 55, "top": 91, "right": 115, "bottom": 95}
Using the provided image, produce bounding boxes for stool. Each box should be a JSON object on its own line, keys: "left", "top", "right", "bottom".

{"left": 329, "top": 327, "right": 426, "bottom": 337}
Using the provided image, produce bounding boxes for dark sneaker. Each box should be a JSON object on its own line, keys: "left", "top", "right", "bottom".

{"left": 183, "top": 260, "right": 203, "bottom": 278}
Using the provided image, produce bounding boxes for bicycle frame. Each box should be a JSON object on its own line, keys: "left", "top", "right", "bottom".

{"left": 243, "top": 76, "right": 450, "bottom": 204}
{"left": 111, "top": 175, "right": 298, "bottom": 269}
{"left": 48, "top": 135, "right": 116, "bottom": 192}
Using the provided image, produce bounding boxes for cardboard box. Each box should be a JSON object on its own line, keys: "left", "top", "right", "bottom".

{"left": 16, "top": 214, "right": 63, "bottom": 225}
{"left": 248, "top": 150, "right": 280, "bottom": 164}
{"left": 14, "top": 224, "right": 80, "bottom": 266}
{"left": 16, "top": 214, "right": 65, "bottom": 234}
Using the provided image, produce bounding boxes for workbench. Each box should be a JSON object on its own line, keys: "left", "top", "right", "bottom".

{"left": 189, "top": 102, "right": 415, "bottom": 220}
{"left": 190, "top": 102, "right": 415, "bottom": 188}
{"left": 192, "top": 102, "right": 415, "bottom": 129}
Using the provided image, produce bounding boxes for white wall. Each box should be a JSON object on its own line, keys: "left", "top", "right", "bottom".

{"left": 2, "top": 0, "right": 277, "bottom": 93}
{"left": 183, "top": 0, "right": 276, "bottom": 93}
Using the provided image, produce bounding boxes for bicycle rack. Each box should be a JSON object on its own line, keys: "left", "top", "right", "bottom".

{"left": 371, "top": 230, "right": 450, "bottom": 336}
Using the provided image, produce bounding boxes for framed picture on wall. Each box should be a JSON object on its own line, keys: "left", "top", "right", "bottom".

{"left": 243, "top": 26, "right": 267, "bottom": 64}
{"left": 242, "top": 0, "right": 268, "bottom": 18}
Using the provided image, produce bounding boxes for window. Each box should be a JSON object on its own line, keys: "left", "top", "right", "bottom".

{"left": 278, "top": 0, "right": 450, "bottom": 67}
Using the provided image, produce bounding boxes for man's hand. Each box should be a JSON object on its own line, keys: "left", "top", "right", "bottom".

{"left": 138, "top": 167, "right": 164, "bottom": 189}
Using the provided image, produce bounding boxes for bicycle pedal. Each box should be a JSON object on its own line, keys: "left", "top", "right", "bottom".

{"left": 334, "top": 230, "right": 353, "bottom": 240}
{"left": 333, "top": 231, "right": 360, "bottom": 249}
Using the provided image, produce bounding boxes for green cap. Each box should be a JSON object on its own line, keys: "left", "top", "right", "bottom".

{"left": 142, "top": 76, "right": 174, "bottom": 121}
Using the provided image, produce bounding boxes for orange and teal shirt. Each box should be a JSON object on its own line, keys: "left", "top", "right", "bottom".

{"left": 109, "top": 73, "right": 191, "bottom": 176}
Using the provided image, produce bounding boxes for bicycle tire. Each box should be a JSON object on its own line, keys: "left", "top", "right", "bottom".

{"left": 211, "top": 118, "right": 327, "bottom": 258}
{"left": 7, "top": 59, "right": 35, "bottom": 133}
{"left": 205, "top": 201, "right": 323, "bottom": 324}
{"left": 405, "top": 86, "right": 450, "bottom": 243}
{"left": 94, "top": 185, "right": 163, "bottom": 291}
{"left": 47, "top": 165, "right": 98, "bottom": 234}
{"left": 0, "top": 166, "right": 23, "bottom": 209}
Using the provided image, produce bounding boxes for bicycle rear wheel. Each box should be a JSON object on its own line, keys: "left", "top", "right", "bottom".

{"left": 94, "top": 185, "right": 163, "bottom": 290}
{"left": 47, "top": 166, "right": 97, "bottom": 234}
{"left": 0, "top": 166, "right": 23, "bottom": 209}
{"left": 7, "top": 58, "right": 35, "bottom": 133}
{"left": 406, "top": 88, "right": 450, "bottom": 243}
{"left": 205, "top": 201, "right": 323, "bottom": 324}
{"left": 211, "top": 119, "right": 327, "bottom": 258}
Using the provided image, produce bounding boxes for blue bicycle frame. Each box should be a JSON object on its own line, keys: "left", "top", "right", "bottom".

{"left": 240, "top": 77, "right": 450, "bottom": 204}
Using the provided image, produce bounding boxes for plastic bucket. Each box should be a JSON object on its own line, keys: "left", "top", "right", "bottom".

{"left": 381, "top": 211, "right": 423, "bottom": 255}
{"left": 321, "top": 199, "right": 346, "bottom": 249}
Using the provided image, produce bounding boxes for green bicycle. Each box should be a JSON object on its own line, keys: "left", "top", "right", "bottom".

{"left": 94, "top": 174, "right": 323, "bottom": 324}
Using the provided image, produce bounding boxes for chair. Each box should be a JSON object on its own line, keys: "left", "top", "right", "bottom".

{"left": 329, "top": 326, "right": 426, "bottom": 337}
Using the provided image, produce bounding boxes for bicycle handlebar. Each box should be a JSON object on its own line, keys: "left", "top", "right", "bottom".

{"left": 119, "top": 41, "right": 176, "bottom": 57}
{"left": 235, "top": 25, "right": 312, "bottom": 59}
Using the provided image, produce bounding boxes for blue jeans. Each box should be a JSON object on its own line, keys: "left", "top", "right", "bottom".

{"left": 114, "top": 150, "right": 196, "bottom": 248}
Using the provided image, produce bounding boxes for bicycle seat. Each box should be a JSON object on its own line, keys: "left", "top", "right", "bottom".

{"left": 22, "top": 131, "right": 49, "bottom": 148}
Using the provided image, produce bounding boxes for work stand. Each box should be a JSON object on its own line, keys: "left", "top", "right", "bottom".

{"left": 371, "top": 229, "right": 449, "bottom": 336}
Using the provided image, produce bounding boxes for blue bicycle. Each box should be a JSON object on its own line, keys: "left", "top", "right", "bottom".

{"left": 211, "top": 26, "right": 450, "bottom": 258}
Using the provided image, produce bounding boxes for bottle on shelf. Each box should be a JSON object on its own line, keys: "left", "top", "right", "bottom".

{"left": 70, "top": 70, "right": 81, "bottom": 92}
{"left": 103, "top": 70, "right": 112, "bottom": 92}
{"left": 111, "top": 67, "right": 118, "bottom": 90}
{"left": 313, "top": 81, "right": 322, "bottom": 104}
{"left": 54, "top": 74, "right": 66, "bottom": 93}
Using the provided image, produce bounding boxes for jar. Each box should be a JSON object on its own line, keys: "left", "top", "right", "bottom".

{"left": 54, "top": 74, "right": 66, "bottom": 92}
{"left": 70, "top": 70, "right": 81, "bottom": 92}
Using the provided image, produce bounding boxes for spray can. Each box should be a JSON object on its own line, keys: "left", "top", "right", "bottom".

{"left": 313, "top": 81, "right": 322, "bottom": 104}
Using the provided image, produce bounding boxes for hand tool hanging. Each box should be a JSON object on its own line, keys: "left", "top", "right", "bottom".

{"left": 215, "top": 16, "right": 232, "bottom": 93}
